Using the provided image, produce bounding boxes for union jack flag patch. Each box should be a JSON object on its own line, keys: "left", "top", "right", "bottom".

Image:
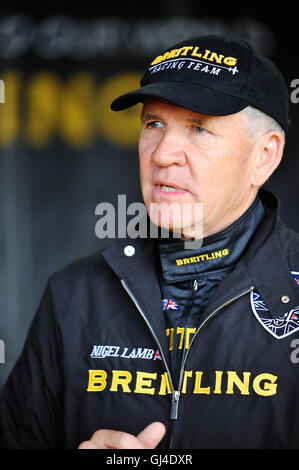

{"left": 250, "top": 271, "right": 299, "bottom": 339}
{"left": 293, "top": 272, "right": 299, "bottom": 285}
{"left": 162, "top": 298, "right": 180, "bottom": 311}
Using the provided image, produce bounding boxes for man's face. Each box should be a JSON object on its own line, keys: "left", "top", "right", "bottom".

{"left": 138, "top": 99, "right": 259, "bottom": 238}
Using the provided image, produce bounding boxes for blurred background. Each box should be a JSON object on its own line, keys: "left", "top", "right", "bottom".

{"left": 0, "top": 1, "right": 298, "bottom": 391}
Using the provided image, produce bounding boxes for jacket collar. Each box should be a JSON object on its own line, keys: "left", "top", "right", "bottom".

{"left": 102, "top": 236, "right": 169, "bottom": 356}
{"left": 102, "top": 189, "right": 298, "bottom": 325}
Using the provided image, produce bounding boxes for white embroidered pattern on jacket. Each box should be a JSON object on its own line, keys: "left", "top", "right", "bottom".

{"left": 250, "top": 271, "right": 299, "bottom": 339}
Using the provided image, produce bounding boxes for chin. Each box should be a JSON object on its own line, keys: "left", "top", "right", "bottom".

{"left": 148, "top": 204, "right": 192, "bottom": 237}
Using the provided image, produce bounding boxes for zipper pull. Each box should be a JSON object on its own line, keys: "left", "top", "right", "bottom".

{"left": 170, "top": 390, "right": 180, "bottom": 420}
{"left": 193, "top": 279, "right": 198, "bottom": 291}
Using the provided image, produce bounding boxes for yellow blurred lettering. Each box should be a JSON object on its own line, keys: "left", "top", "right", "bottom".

{"left": 97, "top": 73, "right": 142, "bottom": 147}
{"left": 26, "top": 72, "right": 60, "bottom": 147}
{"left": 0, "top": 72, "right": 20, "bottom": 146}
{"left": 59, "top": 73, "right": 95, "bottom": 147}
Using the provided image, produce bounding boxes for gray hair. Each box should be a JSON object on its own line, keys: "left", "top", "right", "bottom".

{"left": 240, "top": 106, "right": 285, "bottom": 140}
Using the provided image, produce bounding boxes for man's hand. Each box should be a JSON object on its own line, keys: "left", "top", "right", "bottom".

{"left": 78, "top": 421, "right": 166, "bottom": 449}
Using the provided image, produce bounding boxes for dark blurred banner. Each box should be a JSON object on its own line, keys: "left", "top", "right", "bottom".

{"left": 0, "top": 4, "right": 298, "bottom": 390}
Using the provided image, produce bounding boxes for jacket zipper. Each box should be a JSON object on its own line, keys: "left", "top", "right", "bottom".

{"left": 121, "top": 279, "right": 254, "bottom": 440}
{"left": 170, "top": 279, "right": 198, "bottom": 419}
{"left": 121, "top": 279, "right": 176, "bottom": 396}
{"left": 174, "top": 284, "right": 255, "bottom": 419}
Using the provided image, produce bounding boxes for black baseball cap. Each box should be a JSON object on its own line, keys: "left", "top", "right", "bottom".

{"left": 111, "top": 34, "right": 289, "bottom": 132}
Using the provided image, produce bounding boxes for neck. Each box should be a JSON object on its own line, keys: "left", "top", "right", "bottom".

{"left": 176, "top": 188, "right": 259, "bottom": 241}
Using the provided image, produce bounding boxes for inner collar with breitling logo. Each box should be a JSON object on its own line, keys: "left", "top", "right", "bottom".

{"left": 158, "top": 195, "right": 265, "bottom": 283}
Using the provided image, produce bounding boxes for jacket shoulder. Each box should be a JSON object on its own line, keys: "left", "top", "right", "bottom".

{"left": 46, "top": 247, "right": 116, "bottom": 318}
{"left": 49, "top": 249, "right": 109, "bottom": 283}
{"left": 277, "top": 221, "right": 299, "bottom": 267}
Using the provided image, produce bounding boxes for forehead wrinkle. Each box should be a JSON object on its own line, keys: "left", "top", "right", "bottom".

{"left": 142, "top": 99, "right": 211, "bottom": 122}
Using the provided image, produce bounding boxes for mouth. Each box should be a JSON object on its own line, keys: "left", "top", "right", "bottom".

{"left": 159, "top": 184, "right": 183, "bottom": 193}
{"left": 154, "top": 183, "right": 187, "bottom": 194}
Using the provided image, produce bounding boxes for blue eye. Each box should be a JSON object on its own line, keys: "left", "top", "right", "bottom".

{"left": 148, "top": 121, "right": 163, "bottom": 128}
{"left": 194, "top": 125, "right": 206, "bottom": 134}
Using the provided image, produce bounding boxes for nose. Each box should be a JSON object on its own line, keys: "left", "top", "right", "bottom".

{"left": 151, "top": 129, "right": 187, "bottom": 167}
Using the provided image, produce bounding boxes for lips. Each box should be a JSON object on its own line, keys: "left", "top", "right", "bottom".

{"left": 154, "top": 181, "right": 187, "bottom": 194}
{"left": 159, "top": 184, "right": 184, "bottom": 193}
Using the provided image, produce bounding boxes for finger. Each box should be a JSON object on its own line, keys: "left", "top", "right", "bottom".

{"left": 137, "top": 422, "right": 166, "bottom": 449}
{"left": 89, "top": 428, "right": 146, "bottom": 449}
{"left": 78, "top": 422, "right": 167, "bottom": 450}
{"left": 78, "top": 440, "right": 101, "bottom": 449}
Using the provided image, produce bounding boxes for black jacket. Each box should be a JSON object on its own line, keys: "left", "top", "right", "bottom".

{"left": 1, "top": 190, "right": 299, "bottom": 449}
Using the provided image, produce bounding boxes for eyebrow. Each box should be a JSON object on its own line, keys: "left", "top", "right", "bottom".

{"left": 141, "top": 111, "right": 160, "bottom": 121}
{"left": 140, "top": 108, "right": 208, "bottom": 126}
{"left": 186, "top": 117, "right": 205, "bottom": 125}
{"left": 141, "top": 113, "right": 204, "bottom": 123}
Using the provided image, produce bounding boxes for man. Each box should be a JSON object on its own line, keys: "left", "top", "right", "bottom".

{"left": 1, "top": 34, "right": 299, "bottom": 449}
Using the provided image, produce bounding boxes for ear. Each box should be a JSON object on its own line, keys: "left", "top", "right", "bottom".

{"left": 251, "top": 130, "right": 285, "bottom": 187}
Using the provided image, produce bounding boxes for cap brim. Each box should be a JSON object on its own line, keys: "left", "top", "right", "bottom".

{"left": 110, "top": 82, "right": 249, "bottom": 116}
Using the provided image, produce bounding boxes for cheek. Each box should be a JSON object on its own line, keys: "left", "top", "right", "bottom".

{"left": 139, "top": 155, "right": 151, "bottom": 188}
{"left": 138, "top": 130, "right": 154, "bottom": 159}
{"left": 138, "top": 138, "right": 150, "bottom": 176}
{"left": 138, "top": 156, "right": 153, "bottom": 207}
{"left": 190, "top": 148, "right": 251, "bottom": 203}
{"left": 138, "top": 130, "right": 155, "bottom": 157}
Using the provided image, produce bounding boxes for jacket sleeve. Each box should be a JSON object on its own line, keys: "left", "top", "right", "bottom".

{"left": 0, "top": 283, "right": 65, "bottom": 449}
